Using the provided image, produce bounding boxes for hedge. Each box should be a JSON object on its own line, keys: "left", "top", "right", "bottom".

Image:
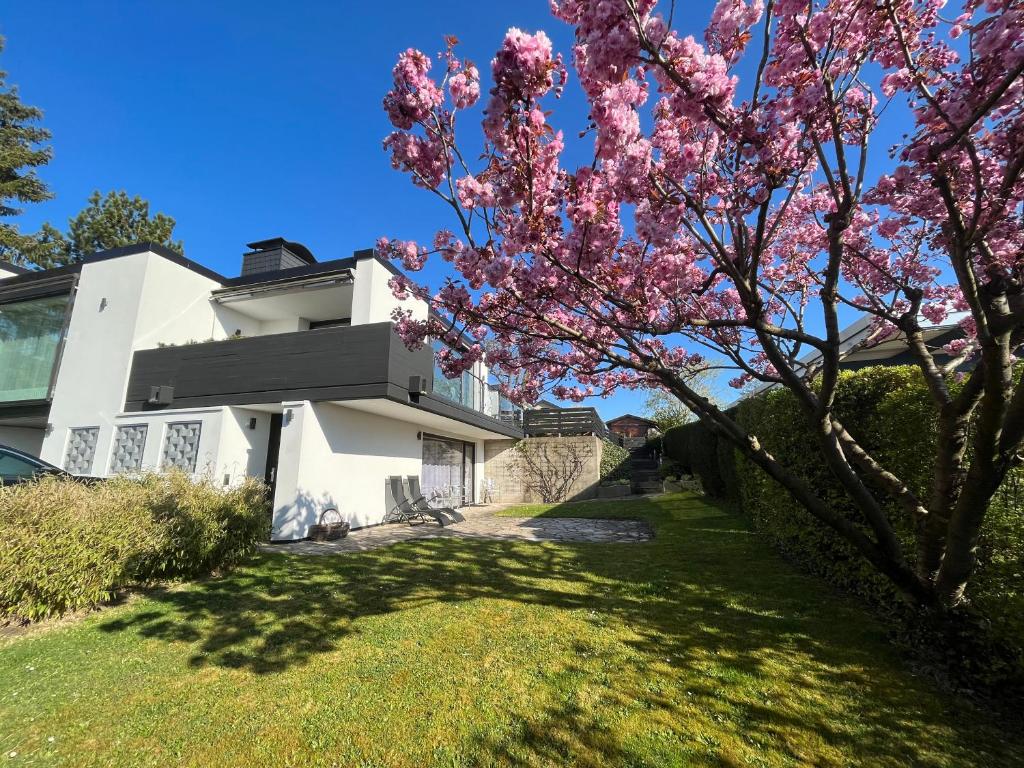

{"left": 663, "top": 420, "right": 725, "bottom": 497}
{"left": 599, "top": 439, "right": 631, "bottom": 485}
{"left": 0, "top": 471, "right": 269, "bottom": 622}
{"left": 664, "top": 366, "right": 1024, "bottom": 684}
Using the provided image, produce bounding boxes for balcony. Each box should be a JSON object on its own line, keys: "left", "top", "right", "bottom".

{"left": 123, "top": 322, "right": 523, "bottom": 438}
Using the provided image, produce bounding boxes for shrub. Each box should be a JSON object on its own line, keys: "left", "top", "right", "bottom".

{"left": 663, "top": 421, "right": 725, "bottom": 497}
{"left": 599, "top": 439, "right": 631, "bottom": 485}
{"left": 0, "top": 471, "right": 269, "bottom": 622}
{"left": 715, "top": 366, "right": 1024, "bottom": 688}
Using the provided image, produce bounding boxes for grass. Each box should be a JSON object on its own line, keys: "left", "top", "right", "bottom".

{"left": 0, "top": 492, "right": 1019, "bottom": 767}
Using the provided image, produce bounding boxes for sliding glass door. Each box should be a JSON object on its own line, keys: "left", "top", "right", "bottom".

{"left": 421, "top": 435, "right": 475, "bottom": 507}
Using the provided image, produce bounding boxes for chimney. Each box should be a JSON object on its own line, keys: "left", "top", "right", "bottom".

{"left": 241, "top": 238, "right": 317, "bottom": 276}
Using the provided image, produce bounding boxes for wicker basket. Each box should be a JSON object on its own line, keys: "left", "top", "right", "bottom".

{"left": 308, "top": 507, "right": 350, "bottom": 542}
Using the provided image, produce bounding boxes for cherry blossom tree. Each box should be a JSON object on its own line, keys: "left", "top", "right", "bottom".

{"left": 379, "top": 1, "right": 1024, "bottom": 608}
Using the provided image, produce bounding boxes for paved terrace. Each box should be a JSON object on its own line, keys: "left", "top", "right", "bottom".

{"left": 264, "top": 504, "right": 654, "bottom": 555}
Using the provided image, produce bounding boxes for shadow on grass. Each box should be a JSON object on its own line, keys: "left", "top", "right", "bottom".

{"left": 98, "top": 493, "right": 1015, "bottom": 767}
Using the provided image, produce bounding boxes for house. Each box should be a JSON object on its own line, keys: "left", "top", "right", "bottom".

{"left": 738, "top": 313, "right": 971, "bottom": 402}
{"left": 606, "top": 414, "right": 659, "bottom": 440}
{"left": 0, "top": 239, "right": 524, "bottom": 540}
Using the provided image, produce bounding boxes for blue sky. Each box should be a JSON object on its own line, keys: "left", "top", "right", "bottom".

{"left": 1, "top": 0, "right": 811, "bottom": 419}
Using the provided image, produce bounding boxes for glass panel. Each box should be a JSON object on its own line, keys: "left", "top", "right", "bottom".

{"left": 0, "top": 450, "right": 42, "bottom": 478}
{"left": 0, "top": 295, "right": 69, "bottom": 403}
{"left": 431, "top": 340, "right": 463, "bottom": 404}
{"left": 463, "top": 443, "right": 475, "bottom": 505}
{"left": 422, "top": 436, "right": 468, "bottom": 506}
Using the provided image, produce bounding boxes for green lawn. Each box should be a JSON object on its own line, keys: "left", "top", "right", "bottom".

{"left": 0, "top": 493, "right": 1018, "bottom": 767}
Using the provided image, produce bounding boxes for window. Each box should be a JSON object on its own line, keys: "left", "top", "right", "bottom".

{"left": 422, "top": 436, "right": 475, "bottom": 506}
{"left": 308, "top": 318, "right": 351, "bottom": 330}
{"left": 0, "top": 294, "right": 69, "bottom": 403}
{"left": 110, "top": 425, "right": 148, "bottom": 474}
{"left": 0, "top": 450, "right": 43, "bottom": 480}
{"left": 64, "top": 427, "right": 99, "bottom": 474}
{"left": 162, "top": 422, "right": 202, "bottom": 472}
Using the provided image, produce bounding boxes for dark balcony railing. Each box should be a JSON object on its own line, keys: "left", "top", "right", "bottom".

{"left": 523, "top": 407, "right": 608, "bottom": 440}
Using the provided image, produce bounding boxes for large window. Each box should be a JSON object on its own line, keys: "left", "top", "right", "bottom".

{"left": 422, "top": 436, "right": 475, "bottom": 506}
{"left": 0, "top": 294, "right": 69, "bottom": 403}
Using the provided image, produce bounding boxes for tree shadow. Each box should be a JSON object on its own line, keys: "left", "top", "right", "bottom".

{"left": 97, "top": 493, "right": 1018, "bottom": 766}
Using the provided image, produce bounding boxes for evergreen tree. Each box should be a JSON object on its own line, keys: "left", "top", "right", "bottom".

{"left": 55, "top": 189, "right": 184, "bottom": 264}
{"left": 0, "top": 36, "right": 54, "bottom": 266}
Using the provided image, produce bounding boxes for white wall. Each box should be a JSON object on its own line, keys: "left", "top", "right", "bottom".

{"left": 350, "top": 255, "right": 428, "bottom": 326}
{"left": 39, "top": 250, "right": 238, "bottom": 471}
{"left": 271, "top": 401, "right": 423, "bottom": 539}
{"left": 0, "top": 427, "right": 45, "bottom": 455}
{"left": 215, "top": 407, "right": 271, "bottom": 486}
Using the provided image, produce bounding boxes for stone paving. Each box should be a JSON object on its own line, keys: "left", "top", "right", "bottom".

{"left": 263, "top": 504, "right": 654, "bottom": 556}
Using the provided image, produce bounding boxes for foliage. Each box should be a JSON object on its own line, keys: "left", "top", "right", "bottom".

{"left": 0, "top": 472, "right": 268, "bottom": 622}
{"left": 695, "top": 366, "right": 1024, "bottom": 689}
{"left": 0, "top": 494, "right": 1020, "bottom": 766}
{"left": 641, "top": 388, "right": 693, "bottom": 431}
{"left": 511, "top": 439, "right": 588, "bottom": 503}
{"left": 27, "top": 190, "right": 184, "bottom": 269}
{"left": 599, "top": 438, "right": 630, "bottom": 485}
{"left": 0, "top": 36, "right": 54, "bottom": 266}
{"left": 378, "top": 1, "right": 1024, "bottom": 610}
{"left": 663, "top": 421, "right": 726, "bottom": 497}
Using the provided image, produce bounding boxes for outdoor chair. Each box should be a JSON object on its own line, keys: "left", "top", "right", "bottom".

{"left": 386, "top": 475, "right": 447, "bottom": 526}
{"left": 407, "top": 476, "right": 465, "bottom": 523}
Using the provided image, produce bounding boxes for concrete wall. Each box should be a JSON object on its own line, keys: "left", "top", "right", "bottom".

{"left": 0, "top": 426, "right": 45, "bottom": 455}
{"left": 350, "top": 255, "right": 428, "bottom": 325}
{"left": 270, "top": 401, "right": 424, "bottom": 539}
{"left": 484, "top": 435, "right": 602, "bottom": 504}
{"left": 39, "top": 250, "right": 243, "bottom": 472}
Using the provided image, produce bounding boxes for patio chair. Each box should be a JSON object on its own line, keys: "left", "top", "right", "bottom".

{"left": 407, "top": 476, "right": 465, "bottom": 524}
{"left": 386, "top": 475, "right": 447, "bottom": 526}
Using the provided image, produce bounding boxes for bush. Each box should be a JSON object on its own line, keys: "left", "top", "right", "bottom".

{"left": 599, "top": 439, "right": 631, "bottom": 485}
{"left": 0, "top": 471, "right": 269, "bottom": 622}
{"left": 711, "top": 366, "right": 1024, "bottom": 689}
{"left": 663, "top": 421, "right": 726, "bottom": 497}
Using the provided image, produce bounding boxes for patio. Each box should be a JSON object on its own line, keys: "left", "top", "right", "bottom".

{"left": 264, "top": 504, "right": 654, "bottom": 555}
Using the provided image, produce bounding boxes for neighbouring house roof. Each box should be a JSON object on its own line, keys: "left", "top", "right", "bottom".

{"left": 733, "top": 313, "right": 969, "bottom": 405}
{"left": 607, "top": 414, "right": 659, "bottom": 427}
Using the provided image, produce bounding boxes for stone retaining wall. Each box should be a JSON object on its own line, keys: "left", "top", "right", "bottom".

{"left": 484, "top": 435, "right": 603, "bottom": 504}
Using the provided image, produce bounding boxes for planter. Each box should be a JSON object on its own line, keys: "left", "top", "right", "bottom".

{"left": 597, "top": 484, "right": 631, "bottom": 498}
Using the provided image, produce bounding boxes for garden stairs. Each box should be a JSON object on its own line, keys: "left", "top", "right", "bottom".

{"left": 626, "top": 440, "right": 662, "bottom": 494}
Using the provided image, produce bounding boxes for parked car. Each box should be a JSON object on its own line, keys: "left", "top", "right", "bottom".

{"left": 0, "top": 444, "right": 78, "bottom": 486}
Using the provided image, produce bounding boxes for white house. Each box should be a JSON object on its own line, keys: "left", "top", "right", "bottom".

{"left": 0, "top": 240, "right": 523, "bottom": 539}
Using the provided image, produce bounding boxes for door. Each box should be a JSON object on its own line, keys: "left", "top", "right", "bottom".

{"left": 264, "top": 413, "right": 284, "bottom": 498}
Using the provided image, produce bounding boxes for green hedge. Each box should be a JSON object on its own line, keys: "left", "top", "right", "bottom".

{"left": 0, "top": 471, "right": 269, "bottom": 622}
{"left": 599, "top": 439, "right": 631, "bottom": 485}
{"left": 663, "top": 421, "right": 725, "bottom": 497}
{"left": 668, "top": 366, "right": 1023, "bottom": 677}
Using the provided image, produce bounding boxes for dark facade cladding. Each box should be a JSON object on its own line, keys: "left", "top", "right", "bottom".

{"left": 123, "top": 322, "right": 523, "bottom": 438}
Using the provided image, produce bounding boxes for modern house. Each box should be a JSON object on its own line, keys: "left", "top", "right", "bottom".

{"left": 0, "top": 240, "right": 524, "bottom": 539}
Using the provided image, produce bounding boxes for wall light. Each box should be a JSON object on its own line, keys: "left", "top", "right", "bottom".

{"left": 248, "top": 417, "right": 258, "bottom": 430}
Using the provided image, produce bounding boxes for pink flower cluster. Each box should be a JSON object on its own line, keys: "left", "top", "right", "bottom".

{"left": 377, "top": 0, "right": 1021, "bottom": 402}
